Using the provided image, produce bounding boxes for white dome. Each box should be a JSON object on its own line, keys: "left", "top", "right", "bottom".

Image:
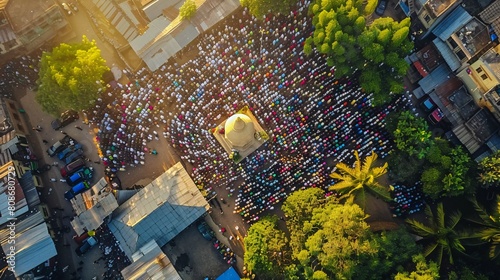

{"left": 224, "top": 114, "right": 255, "bottom": 148}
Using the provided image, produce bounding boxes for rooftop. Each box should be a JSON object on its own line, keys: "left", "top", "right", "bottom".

{"left": 6, "top": 0, "right": 57, "bottom": 32}
{"left": 482, "top": 46, "right": 500, "bottom": 81}
{"left": 109, "top": 162, "right": 209, "bottom": 258}
{"left": 465, "top": 109, "right": 499, "bottom": 142}
{"left": 452, "top": 18, "right": 491, "bottom": 57}
{"left": 416, "top": 43, "right": 444, "bottom": 72}
{"left": 120, "top": 239, "right": 181, "bottom": 280}
{"left": 425, "top": 0, "right": 457, "bottom": 17}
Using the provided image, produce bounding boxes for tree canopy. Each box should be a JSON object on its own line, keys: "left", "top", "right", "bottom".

{"left": 478, "top": 150, "right": 500, "bottom": 188}
{"left": 240, "top": 0, "right": 299, "bottom": 18}
{"left": 179, "top": 0, "right": 197, "bottom": 20}
{"left": 465, "top": 196, "right": 500, "bottom": 259}
{"left": 406, "top": 203, "right": 467, "bottom": 266}
{"left": 36, "top": 35, "right": 109, "bottom": 115}
{"left": 244, "top": 216, "right": 290, "bottom": 278}
{"left": 304, "top": 0, "right": 413, "bottom": 105}
{"left": 329, "top": 150, "right": 391, "bottom": 208}
{"left": 392, "top": 111, "right": 433, "bottom": 160}
{"left": 394, "top": 254, "right": 440, "bottom": 280}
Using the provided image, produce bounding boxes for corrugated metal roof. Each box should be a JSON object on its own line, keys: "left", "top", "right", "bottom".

{"left": 130, "top": 17, "right": 171, "bottom": 53}
{"left": 432, "top": 38, "right": 461, "bottom": 71}
{"left": 432, "top": 6, "right": 472, "bottom": 40}
{"left": 20, "top": 171, "right": 40, "bottom": 208}
{"left": 120, "top": 240, "right": 182, "bottom": 280}
{"left": 418, "top": 64, "right": 452, "bottom": 94}
{"left": 0, "top": 212, "right": 57, "bottom": 277}
{"left": 110, "top": 162, "right": 209, "bottom": 258}
{"left": 479, "top": 0, "right": 500, "bottom": 24}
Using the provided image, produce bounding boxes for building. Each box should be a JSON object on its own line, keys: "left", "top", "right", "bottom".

{"left": 109, "top": 162, "right": 209, "bottom": 258}
{"left": 0, "top": 211, "right": 57, "bottom": 278}
{"left": 212, "top": 106, "right": 268, "bottom": 163}
{"left": 90, "top": 0, "right": 240, "bottom": 71}
{"left": 0, "top": 0, "right": 69, "bottom": 64}
{"left": 70, "top": 177, "right": 119, "bottom": 236}
{"left": 120, "top": 239, "right": 182, "bottom": 280}
{"left": 0, "top": 161, "right": 29, "bottom": 226}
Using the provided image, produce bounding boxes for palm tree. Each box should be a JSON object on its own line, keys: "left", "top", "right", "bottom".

{"left": 406, "top": 203, "right": 468, "bottom": 266}
{"left": 329, "top": 150, "right": 391, "bottom": 208}
{"left": 464, "top": 196, "right": 500, "bottom": 259}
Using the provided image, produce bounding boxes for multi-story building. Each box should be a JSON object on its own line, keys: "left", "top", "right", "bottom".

{"left": 0, "top": 0, "right": 70, "bottom": 64}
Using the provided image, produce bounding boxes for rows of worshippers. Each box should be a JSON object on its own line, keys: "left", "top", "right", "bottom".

{"left": 86, "top": 3, "right": 414, "bottom": 222}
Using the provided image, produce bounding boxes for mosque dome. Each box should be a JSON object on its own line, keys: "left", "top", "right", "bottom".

{"left": 224, "top": 114, "right": 255, "bottom": 148}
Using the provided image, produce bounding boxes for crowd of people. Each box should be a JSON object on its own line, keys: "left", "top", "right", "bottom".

{"left": 76, "top": 2, "right": 412, "bottom": 222}
{"left": 94, "top": 224, "right": 131, "bottom": 279}
{"left": 389, "top": 183, "right": 425, "bottom": 217}
{"left": 0, "top": 3, "right": 417, "bottom": 227}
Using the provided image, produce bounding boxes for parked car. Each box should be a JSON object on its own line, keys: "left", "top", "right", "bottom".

{"left": 64, "top": 149, "right": 84, "bottom": 165}
{"left": 420, "top": 97, "right": 437, "bottom": 113}
{"left": 60, "top": 158, "right": 85, "bottom": 177}
{"left": 75, "top": 236, "right": 98, "bottom": 256}
{"left": 73, "top": 232, "right": 89, "bottom": 245}
{"left": 57, "top": 143, "right": 82, "bottom": 160}
{"left": 67, "top": 166, "right": 93, "bottom": 179}
{"left": 64, "top": 181, "right": 90, "bottom": 200}
{"left": 197, "top": 222, "right": 215, "bottom": 241}
{"left": 61, "top": 3, "right": 72, "bottom": 15}
{"left": 51, "top": 110, "right": 79, "bottom": 130}
{"left": 375, "top": 0, "right": 387, "bottom": 16}
{"left": 67, "top": 168, "right": 93, "bottom": 186}
{"left": 46, "top": 136, "right": 73, "bottom": 157}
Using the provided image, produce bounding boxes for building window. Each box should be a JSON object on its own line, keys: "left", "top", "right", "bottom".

{"left": 481, "top": 74, "right": 488, "bottom": 80}
{"left": 448, "top": 39, "right": 459, "bottom": 49}
{"left": 456, "top": 50, "right": 466, "bottom": 60}
{"left": 476, "top": 67, "right": 483, "bottom": 73}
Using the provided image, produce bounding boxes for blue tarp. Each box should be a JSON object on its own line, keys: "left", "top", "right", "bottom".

{"left": 216, "top": 267, "right": 240, "bottom": 280}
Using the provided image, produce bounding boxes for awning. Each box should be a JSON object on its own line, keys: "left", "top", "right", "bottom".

{"left": 413, "top": 61, "right": 428, "bottom": 77}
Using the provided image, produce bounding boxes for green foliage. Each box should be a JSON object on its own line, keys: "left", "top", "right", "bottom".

{"left": 179, "top": 0, "right": 197, "bottom": 19}
{"left": 387, "top": 150, "right": 424, "bottom": 184}
{"left": 305, "top": 202, "right": 376, "bottom": 279}
{"left": 355, "top": 229, "right": 421, "bottom": 279}
{"left": 244, "top": 216, "right": 289, "bottom": 278}
{"left": 330, "top": 150, "right": 391, "bottom": 209}
{"left": 394, "top": 254, "right": 440, "bottom": 280}
{"left": 478, "top": 150, "right": 500, "bottom": 188}
{"left": 464, "top": 196, "right": 500, "bottom": 260}
{"left": 240, "top": 0, "right": 299, "bottom": 18}
{"left": 406, "top": 203, "right": 467, "bottom": 266}
{"left": 392, "top": 111, "right": 432, "bottom": 160}
{"left": 36, "top": 35, "right": 109, "bottom": 115}
{"left": 282, "top": 188, "right": 326, "bottom": 257}
{"left": 305, "top": 0, "right": 413, "bottom": 105}
{"left": 448, "top": 265, "right": 489, "bottom": 280}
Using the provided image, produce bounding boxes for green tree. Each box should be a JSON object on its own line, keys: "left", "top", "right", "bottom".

{"left": 240, "top": 0, "right": 299, "bottom": 18}
{"left": 478, "top": 150, "right": 500, "bottom": 188}
{"left": 406, "top": 203, "right": 468, "bottom": 266}
{"left": 394, "top": 254, "right": 440, "bottom": 280}
{"left": 179, "top": 0, "right": 197, "bottom": 19}
{"left": 281, "top": 188, "right": 326, "bottom": 257}
{"left": 464, "top": 196, "right": 500, "bottom": 259}
{"left": 355, "top": 229, "right": 421, "bottom": 279}
{"left": 392, "top": 111, "right": 433, "bottom": 160}
{"left": 303, "top": 202, "right": 377, "bottom": 279}
{"left": 36, "top": 35, "right": 109, "bottom": 115}
{"left": 244, "top": 216, "right": 289, "bottom": 278}
{"left": 329, "top": 150, "right": 391, "bottom": 208}
{"left": 304, "top": 0, "right": 413, "bottom": 105}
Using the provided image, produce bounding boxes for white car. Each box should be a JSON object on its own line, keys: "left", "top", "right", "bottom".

{"left": 62, "top": 3, "right": 72, "bottom": 15}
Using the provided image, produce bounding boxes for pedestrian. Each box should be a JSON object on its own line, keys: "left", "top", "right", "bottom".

{"left": 61, "top": 131, "right": 67, "bottom": 135}
{"left": 32, "top": 127, "right": 41, "bottom": 132}
{"left": 36, "top": 125, "right": 42, "bottom": 130}
{"left": 75, "top": 125, "right": 83, "bottom": 131}
{"left": 42, "top": 139, "right": 48, "bottom": 144}
{"left": 52, "top": 162, "right": 59, "bottom": 166}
